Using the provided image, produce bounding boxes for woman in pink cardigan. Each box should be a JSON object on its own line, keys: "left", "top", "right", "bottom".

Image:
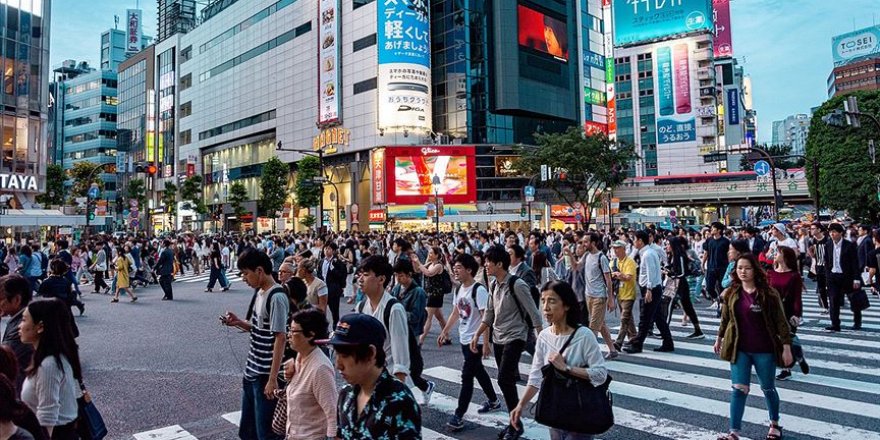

{"left": 284, "top": 309, "right": 337, "bottom": 439}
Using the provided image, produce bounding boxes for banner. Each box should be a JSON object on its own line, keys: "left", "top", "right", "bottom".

{"left": 371, "top": 148, "right": 386, "bottom": 205}
{"left": 126, "top": 9, "right": 142, "bottom": 53}
{"left": 655, "top": 39, "right": 697, "bottom": 145}
{"left": 318, "top": 0, "right": 341, "bottom": 125}
{"left": 832, "top": 25, "right": 880, "bottom": 67}
{"left": 727, "top": 88, "right": 740, "bottom": 126}
{"left": 657, "top": 46, "right": 674, "bottom": 116}
{"left": 613, "top": 0, "right": 713, "bottom": 46}
{"left": 712, "top": 0, "right": 733, "bottom": 57}
{"left": 603, "top": 2, "right": 616, "bottom": 138}
{"left": 377, "top": 0, "right": 432, "bottom": 132}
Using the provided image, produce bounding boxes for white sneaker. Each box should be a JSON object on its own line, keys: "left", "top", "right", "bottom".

{"left": 422, "top": 381, "right": 435, "bottom": 406}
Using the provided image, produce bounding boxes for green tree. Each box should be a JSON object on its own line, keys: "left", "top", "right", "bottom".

{"left": 806, "top": 90, "right": 880, "bottom": 222}
{"left": 260, "top": 156, "right": 291, "bottom": 217}
{"left": 126, "top": 178, "right": 148, "bottom": 213}
{"left": 180, "top": 174, "right": 209, "bottom": 215}
{"left": 513, "top": 126, "right": 637, "bottom": 228}
{"left": 162, "top": 182, "right": 178, "bottom": 220}
{"left": 294, "top": 155, "right": 321, "bottom": 210}
{"left": 738, "top": 144, "right": 805, "bottom": 170}
{"left": 36, "top": 164, "right": 65, "bottom": 206}
{"left": 300, "top": 214, "right": 317, "bottom": 229}
{"left": 228, "top": 181, "right": 249, "bottom": 220}
{"left": 69, "top": 161, "right": 105, "bottom": 198}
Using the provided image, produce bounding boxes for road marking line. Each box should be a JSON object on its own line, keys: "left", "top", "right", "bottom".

{"left": 221, "top": 411, "right": 240, "bottom": 426}
{"left": 132, "top": 425, "right": 198, "bottom": 440}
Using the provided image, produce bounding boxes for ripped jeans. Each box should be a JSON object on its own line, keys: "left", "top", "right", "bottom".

{"left": 729, "top": 351, "right": 780, "bottom": 432}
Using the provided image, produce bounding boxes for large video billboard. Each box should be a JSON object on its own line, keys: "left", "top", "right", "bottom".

{"left": 317, "top": 0, "right": 341, "bottom": 125}
{"left": 383, "top": 146, "right": 476, "bottom": 205}
{"left": 377, "top": 0, "right": 432, "bottom": 132}
{"left": 653, "top": 40, "right": 696, "bottom": 145}
{"left": 832, "top": 25, "right": 880, "bottom": 67}
{"left": 517, "top": 4, "right": 569, "bottom": 61}
{"left": 613, "top": 0, "right": 713, "bottom": 46}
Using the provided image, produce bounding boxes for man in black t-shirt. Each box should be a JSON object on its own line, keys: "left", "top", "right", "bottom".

{"left": 702, "top": 222, "right": 730, "bottom": 311}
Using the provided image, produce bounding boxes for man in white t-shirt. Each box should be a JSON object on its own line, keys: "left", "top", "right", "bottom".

{"left": 767, "top": 223, "right": 797, "bottom": 261}
{"left": 439, "top": 253, "right": 501, "bottom": 431}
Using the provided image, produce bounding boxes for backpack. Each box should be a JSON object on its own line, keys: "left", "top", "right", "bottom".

{"left": 392, "top": 283, "right": 427, "bottom": 337}
{"left": 246, "top": 286, "right": 295, "bottom": 360}
{"left": 505, "top": 276, "right": 536, "bottom": 331}
{"left": 685, "top": 249, "right": 703, "bottom": 276}
{"left": 357, "top": 298, "right": 424, "bottom": 381}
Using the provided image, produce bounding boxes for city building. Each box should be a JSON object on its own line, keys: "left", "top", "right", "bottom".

{"left": 828, "top": 25, "right": 880, "bottom": 97}
{"left": 101, "top": 27, "right": 152, "bottom": 71}
{"left": 157, "top": 0, "right": 196, "bottom": 43}
{"left": 770, "top": 114, "right": 810, "bottom": 156}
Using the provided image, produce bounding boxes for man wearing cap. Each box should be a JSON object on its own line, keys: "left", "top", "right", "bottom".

{"left": 767, "top": 223, "right": 797, "bottom": 262}
{"left": 610, "top": 240, "right": 638, "bottom": 352}
{"left": 328, "top": 313, "right": 422, "bottom": 439}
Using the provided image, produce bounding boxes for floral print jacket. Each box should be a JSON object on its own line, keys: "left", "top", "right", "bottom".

{"left": 337, "top": 369, "right": 421, "bottom": 439}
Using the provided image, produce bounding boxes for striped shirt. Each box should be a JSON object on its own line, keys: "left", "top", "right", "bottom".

{"left": 245, "top": 286, "right": 289, "bottom": 379}
{"left": 285, "top": 348, "right": 338, "bottom": 439}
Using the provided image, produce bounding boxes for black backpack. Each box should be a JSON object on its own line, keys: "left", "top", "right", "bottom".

{"left": 506, "top": 276, "right": 536, "bottom": 331}
{"left": 357, "top": 298, "right": 424, "bottom": 381}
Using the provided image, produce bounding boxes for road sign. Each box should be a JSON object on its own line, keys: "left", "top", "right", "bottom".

{"left": 575, "top": 213, "right": 583, "bottom": 222}
{"left": 130, "top": 219, "right": 140, "bottom": 228}
{"left": 129, "top": 199, "right": 138, "bottom": 208}
{"left": 88, "top": 185, "right": 99, "bottom": 199}
{"left": 753, "top": 160, "right": 770, "bottom": 177}
{"left": 524, "top": 185, "right": 535, "bottom": 202}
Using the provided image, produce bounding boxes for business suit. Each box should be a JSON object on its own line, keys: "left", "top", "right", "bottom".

{"left": 156, "top": 247, "right": 176, "bottom": 300}
{"left": 750, "top": 236, "right": 767, "bottom": 255}
{"left": 318, "top": 256, "right": 348, "bottom": 327}
{"left": 824, "top": 238, "right": 862, "bottom": 330}
{"left": 857, "top": 236, "right": 875, "bottom": 271}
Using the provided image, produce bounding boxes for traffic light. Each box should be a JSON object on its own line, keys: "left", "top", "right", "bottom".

{"left": 521, "top": 206, "right": 527, "bottom": 217}
{"left": 87, "top": 199, "right": 97, "bottom": 221}
{"left": 146, "top": 164, "right": 158, "bottom": 175}
{"left": 134, "top": 162, "right": 146, "bottom": 173}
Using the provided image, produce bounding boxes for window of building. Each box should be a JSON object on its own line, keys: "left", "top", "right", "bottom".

{"left": 353, "top": 77, "right": 377, "bottom": 94}
{"left": 180, "top": 73, "right": 192, "bottom": 90}
{"left": 180, "top": 45, "right": 192, "bottom": 63}
{"left": 180, "top": 129, "right": 192, "bottom": 145}
{"left": 353, "top": 33, "right": 377, "bottom": 52}
{"left": 198, "top": 109, "right": 277, "bottom": 141}
{"left": 180, "top": 101, "right": 192, "bottom": 118}
{"left": 200, "top": 22, "right": 311, "bottom": 82}
{"left": 199, "top": 0, "right": 300, "bottom": 53}
{"left": 353, "top": 0, "right": 375, "bottom": 9}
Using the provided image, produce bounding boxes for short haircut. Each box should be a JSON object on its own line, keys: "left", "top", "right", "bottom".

{"left": 508, "top": 244, "right": 526, "bottom": 261}
{"left": 49, "top": 259, "right": 69, "bottom": 276}
{"left": 0, "top": 274, "right": 31, "bottom": 307}
{"left": 812, "top": 222, "right": 827, "bottom": 232}
{"left": 393, "top": 258, "right": 414, "bottom": 275}
{"left": 484, "top": 245, "right": 511, "bottom": 271}
{"left": 236, "top": 247, "right": 273, "bottom": 274}
{"left": 291, "top": 309, "right": 329, "bottom": 345}
{"left": 731, "top": 239, "right": 751, "bottom": 255}
{"left": 710, "top": 221, "right": 726, "bottom": 231}
{"left": 828, "top": 223, "right": 845, "bottom": 233}
{"left": 634, "top": 230, "right": 650, "bottom": 244}
{"left": 454, "top": 253, "right": 480, "bottom": 277}
{"left": 334, "top": 343, "right": 386, "bottom": 368}
{"left": 324, "top": 242, "right": 338, "bottom": 251}
{"left": 358, "top": 255, "right": 394, "bottom": 288}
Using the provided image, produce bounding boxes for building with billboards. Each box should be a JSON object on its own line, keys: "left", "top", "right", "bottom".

{"left": 827, "top": 26, "right": 880, "bottom": 97}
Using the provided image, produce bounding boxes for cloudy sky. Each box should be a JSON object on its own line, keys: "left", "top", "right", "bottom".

{"left": 50, "top": 0, "right": 880, "bottom": 142}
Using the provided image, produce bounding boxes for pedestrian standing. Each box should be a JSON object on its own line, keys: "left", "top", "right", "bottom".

{"left": 0, "top": 274, "right": 34, "bottom": 394}
{"left": 809, "top": 223, "right": 829, "bottom": 311}
{"left": 155, "top": 240, "right": 175, "bottom": 301}
{"left": 714, "top": 254, "right": 792, "bottom": 440}
{"left": 702, "top": 222, "right": 731, "bottom": 314}
{"left": 769, "top": 246, "right": 809, "bottom": 380}
{"left": 439, "top": 253, "right": 501, "bottom": 432}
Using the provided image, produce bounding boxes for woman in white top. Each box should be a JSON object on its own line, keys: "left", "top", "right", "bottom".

{"left": 18, "top": 299, "right": 82, "bottom": 440}
{"left": 510, "top": 280, "right": 608, "bottom": 440}
{"left": 297, "top": 258, "right": 331, "bottom": 330}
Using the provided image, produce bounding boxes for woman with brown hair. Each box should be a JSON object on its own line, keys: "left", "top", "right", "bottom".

{"left": 713, "top": 253, "right": 792, "bottom": 440}
{"left": 768, "top": 246, "right": 809, "bottom": 381}
{"left": 411, "top": 246, "right": 449, "bottom": 346}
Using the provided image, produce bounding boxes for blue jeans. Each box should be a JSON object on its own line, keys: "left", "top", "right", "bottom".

{"left": 549, "top": 428, "right": 593, "bottom": 440}
{"left": 239, "top": 375, "right": 282, "bottom": 440}
{"left": 729, "top": 351, "right": 780, "bottom": 432}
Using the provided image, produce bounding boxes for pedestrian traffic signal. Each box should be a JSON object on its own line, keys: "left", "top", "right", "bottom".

{"left": 146, "top": 164, "right": 157, "bottom": 175}
{"left": 521, "top": 206, "right": 527, "bottom": 217}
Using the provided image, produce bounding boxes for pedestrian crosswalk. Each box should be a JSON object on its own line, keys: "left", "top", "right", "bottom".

{"left": 169, "top": 270, "right": 243, "bottom": 285}
{"left": 129, "top": 290, "right": 880, "bottom": 440}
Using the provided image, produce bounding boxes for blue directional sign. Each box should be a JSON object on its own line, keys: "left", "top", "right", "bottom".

{"left": 88, "top": 186, "right": 100, "bottom": 199}
{"left": 753, "top": 160, "right": 770, "bottom": 177}
{"left": 524, "top": 186, "right": 535, "bottom": 197}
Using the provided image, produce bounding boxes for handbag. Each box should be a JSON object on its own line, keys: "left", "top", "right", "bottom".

{"left": 271, "top": 387, "right": 287, "bottom": 435}
{"left": 662, "top": 277, "right": 679, "bottom": 299}
{"left": 848, "top": 288, "right": 871, "bottom": 312}
{"left": 534, "top": 326, "right": 614, "bottom": 434}
{"left": 76, "top": 382, "right": 108, "bottom": 440}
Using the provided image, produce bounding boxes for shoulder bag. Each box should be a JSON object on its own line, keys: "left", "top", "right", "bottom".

{"left": 848, "top": 288, "right": 871, "bottom": 312}
{"left": 534, "top": 326, "right": 615, "bottom": 435}
{"left": 76, "top": 381, "right": 108, "bottom": 440}
{"left": 271, "top": 387, "right": 288, "bottom": 435}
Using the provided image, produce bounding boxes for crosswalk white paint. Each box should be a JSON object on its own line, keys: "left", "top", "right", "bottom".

{"left": 132, "top": 425, "right": 198, "bottom": 440}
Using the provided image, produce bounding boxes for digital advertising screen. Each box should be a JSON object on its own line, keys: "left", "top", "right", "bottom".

{"left": 383, "top": 146, "right": 476, "bottom": 205}
{"left": 517, "top": 4, "right": 569, "bottom": 61}
{"left": 613, "top": 0, "right": 713, "bottom": 46}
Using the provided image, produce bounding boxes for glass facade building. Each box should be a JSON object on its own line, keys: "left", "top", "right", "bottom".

{"left": 0, "top": 0, "right": 50, "bottom": 203}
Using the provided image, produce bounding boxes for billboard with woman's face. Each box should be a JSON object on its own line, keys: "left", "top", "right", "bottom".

{"left": 517, "top": 4, "right": 569, "bottom": 61}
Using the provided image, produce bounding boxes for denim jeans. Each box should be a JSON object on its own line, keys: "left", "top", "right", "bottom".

{"left": 729, "top": 351, "right": 780, "bottom": 432}
{"left": 239, "top": 375, "right": 282, "bottom": 440}
{"left": 456, "top": 343, "right": 498, "bottom": 418}
{"left": 549, "top": 428, "right": 594, "bottom": 440}
{"left": 493, "top": 339, "right": 526, "bottom": 413}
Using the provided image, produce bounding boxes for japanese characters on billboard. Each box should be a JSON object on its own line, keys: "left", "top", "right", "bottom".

{"left": 126, "top": 9, "right": 142, "bottom": 53}
{"left": 612, "top": 0, "right": 713, "bottom": 46}
{"left": 318, "top": 0, "right": 341, "bottom": 125}
{"left": 712, "top": 0, "right": 733, "bottom": 58}
{"left": 517, "top": 4, "right": 569, "bottom": 61}
{"left": 383, "top": 146, "right": 476, "bottom": 205}
{"left": 377, "top": 0, "right": 432, "bottom": 132}
{"left": 832, "top": 25, "right": 880, "bottom": 67}
{"left": 727, "top": 88, "right": 740, "bottom": 126}
{"left": 654, "top": 40, "right": 696, "bottom": 145}
{"left": 371, "top": 148, "right": 386, "bottom": 205}
{"left": 603, "top": 1, "right": 616, "bottom": 139}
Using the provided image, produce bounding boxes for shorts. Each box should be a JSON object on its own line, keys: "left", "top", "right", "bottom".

{"left": 587, "top": 296, "right": 607, "bottom": 332}
{"left": 427, "top": 293, "right": 445, "bottom": 308}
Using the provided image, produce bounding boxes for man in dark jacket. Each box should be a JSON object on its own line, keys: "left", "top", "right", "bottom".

{"left": 0, "top": 274, "right": 34, "bottom": 395}
{"left": 856, "top": 224, "right": 875, "bottom": 271}
{"left": 318, "top": 242, "right": 348, "bottom": 327}
{"left": 156, "top": 240, "right": 176, "bottom": 300}
{"left": 824, "top": 223, "right": 863, "bottom": 331}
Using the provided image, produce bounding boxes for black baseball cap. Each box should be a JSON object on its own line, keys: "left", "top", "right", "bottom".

{"left": 318, "top": 313, "right": 386, "bottom": 348}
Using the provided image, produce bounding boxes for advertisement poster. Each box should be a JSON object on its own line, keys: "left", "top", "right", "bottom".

{"left": 318, "top": 0, "right": 341, "bottom": 125}
{"left": 126, "top": 9, "right": 142, "bottom": 53}
{"left": 517, "top": 4, "right": 569, "bottom": 61}
{"left": 712, "top": 0, "right": 733, "bottom": 57}
{"left": 377, "top": 0, "right": 432, "bottom": 132}
{"left": 727, "top": 88, "right": 740, "bottom": 126}
{"left": 613, "top": 0, "right": 713, "bottom": 46}
{"left": 383, "top": 146, "right": 476, "bottom": 205}
{"left": 603, "top": 1, "right": 616, "bottom": 138}
{"left": 655, "top": 40, "right": 696, "bottom": 145}
{"left": 832, "top": 25, "right": 880, "bottom": 67}
{"left": 371, "top": 148, "right": 386, "bottom": 205}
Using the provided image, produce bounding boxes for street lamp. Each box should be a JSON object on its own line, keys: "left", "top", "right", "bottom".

{"left": 213, "top": 193, "right": 221, "bottom": 232}
{"left": 432, "top": 175, "right": 441, "bottom": 233}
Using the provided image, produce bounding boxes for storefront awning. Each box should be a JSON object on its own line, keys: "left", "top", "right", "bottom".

{"left": 0, "top": 209, "right": 99, "bottom": 227}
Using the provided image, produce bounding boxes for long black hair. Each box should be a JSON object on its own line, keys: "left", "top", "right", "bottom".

{"left": 541, "top": 280, "right": 582, "bottom": 328}
{"left": 25, "top": 299, "right": 83, "bottom": 382}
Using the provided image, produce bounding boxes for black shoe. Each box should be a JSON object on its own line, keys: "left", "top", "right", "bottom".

{"left": 613, "top": 341, "right": 623, "bottom": 352}
{"left": 799, "top": 358, "right": 810, "bottom": 375}
{"left": 77, "top": 304, "right": 85, "bottom": 316}
{"left": 622, "top": 344, "right": 643, "bottom": 354}
{"left": 497, "top": 425, "right": 510, "bottom": 440}
{"left": 653, "top": 345, "right": 674, "bottom": 352}
{"left": 824, "top": 326, "right": 841, "bottom": 332}
{"left": 477, "top": 400, "right": 502, "bottom": 414}
{"left": 502, "top": 424, "right": 524, "bottom": 440}
{"left": 851, "top": 325, "right": 862, "bottom": 331}
{"left": 686, "top": 331, "right": 705, "bottom": 339}
{"left": 776, "top": 370, "right": 792, "bottom": 381}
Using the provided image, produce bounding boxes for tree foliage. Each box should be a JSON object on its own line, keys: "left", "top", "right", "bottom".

{"left": 513, "top": 126, "right": 637, "bottom": 228}
{"left": 36, "top": 164, "right": 65, "bottom": 206}
{"left": 805, "top": 90, "right": 880, "bottom": 222}
{"left": 739, "top": 144, "right": 806, "bottom": 170}
{"left": 69, "top": 162, "right": 105, "bottom": 197}
{"left": 228, "top": 181, "right": 249, "bottom": 219}
{"left": 260, "top": 156, "right": 291, "bottom": 216}
{"left": 126, "top": 178, "right": 148, "bottom": 219}
{"left": 294, "top": 155, "right": 321, "bottom": 209}
{"left": 180, "top": 174, "right": 208, "bottom": 215}
{"left": 162, "top": 182, "right": 178, "bottom": 217}
{"left": 300, "top": 214, "right": 317, "bottom": 229}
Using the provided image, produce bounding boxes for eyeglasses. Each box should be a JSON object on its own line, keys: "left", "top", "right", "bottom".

{"left": 288, "top": 330, "right": 304, "bottom": 334}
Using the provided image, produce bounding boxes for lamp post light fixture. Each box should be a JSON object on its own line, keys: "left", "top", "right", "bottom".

{"left": 431, "top": 175, "right": 441, "bottom": 233}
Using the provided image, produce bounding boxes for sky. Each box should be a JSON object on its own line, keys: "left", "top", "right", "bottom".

{"left": 49, "top": 0, "right": 880, "bottom": 143}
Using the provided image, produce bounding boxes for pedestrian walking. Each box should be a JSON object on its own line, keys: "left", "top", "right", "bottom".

{"left": 411, "top": 246, "right": 449, "bottom": 346}
{"left": 37, "top": 260, "right": 84, "bottom": 318}
{"left": 317, "top": 242, "right": 348, "bottom": 329}
{"left": 702, "top": 222, "right": 731, "bottom": 315}
{"left": 88, "top": 243, "right": 110, "bottom": 295}
{"left": 205, "top": 242, "right": 230, "bottom": 292}
{"left": 0, "top": 274, "right": 35, "bottom": 394}
{"left": 769, "top": 246, "right": 809, "bottom": 380}
{"left": 714, "top": 253, "right": 792, "bottom": 440}
{"left": 111, "top": 246, "right": 137, "bottom": 303}
{"left": 610, "top": 240, "right": 638, "bottom": 351}
{"left": 823, "top": 223, "right": 863, "bottom": 331}
{"left": 809, "top": 223, "right": 829, "bottom": 312}
{"left": 155, "top": 240, "right": 175, "bottom": 301}
{"left": 666, "top": 236, "right": 703, "bottom": 339}
{"left": 623, "top": 231, "right": 674, "bottom": 354}
{"left": 570, "top": 233, "right": 618, "bottom": 359}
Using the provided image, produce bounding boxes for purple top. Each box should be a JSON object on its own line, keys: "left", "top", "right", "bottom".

{"left": 734, "top": 289, "right": 774, "bottom": 353}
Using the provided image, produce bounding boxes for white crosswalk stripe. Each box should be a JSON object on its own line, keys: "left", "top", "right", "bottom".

{"left": 130, "top": 290, "right": 879, "bottom": 439}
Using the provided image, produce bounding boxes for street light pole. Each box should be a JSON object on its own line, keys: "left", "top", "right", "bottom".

{"left": 432, "top": 175, "right": 441, "bottom": 233}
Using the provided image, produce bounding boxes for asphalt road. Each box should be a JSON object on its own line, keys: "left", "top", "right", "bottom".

{"left": 54, "top": 272, "right": 880, "bottom": 440}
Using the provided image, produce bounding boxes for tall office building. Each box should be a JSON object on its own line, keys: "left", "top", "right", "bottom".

{"left": 828, "top": 26, "right": 880, "bottom": 97}
{"left": 157, "top": 0, "right": 196, "bottom": 43}
{"left": 770, "top": 114, "right": 810, "bottom": 156}
{"left": 101, "top": 28, "right": 152, "bottom": 71}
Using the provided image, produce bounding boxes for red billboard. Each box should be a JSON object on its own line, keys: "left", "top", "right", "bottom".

{"left": 517, "top": 4, "right": 568, "bottom": 61}
{"left": 713, "top": 0, "right": 733, "bottom": 58}
{"left": 383, "top": 146, "right": 477, "bottom": 205}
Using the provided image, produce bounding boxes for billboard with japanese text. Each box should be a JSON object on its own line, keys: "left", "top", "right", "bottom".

{"left": 377, "top": 0, "right": 432, "bottom": 132}
{"left": 383, "top": 146, "right": 476, "bottom": 205}
{"left": 654, "top": 40, "right": 696, "bottom": 145}
{"left": 126, "top": 9, "right": 142, "bottom": 53}
{"left": 318, "top": 0, "right": 341, "bottom": 125}
{"left": 613, "top": 0, "right": 713, "bottom": 46}
{"left": 712, "top": 0, "right": 733, "bottom": 58}
{"left": 832, "top": 25, "right": 880, "bottom": 67}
